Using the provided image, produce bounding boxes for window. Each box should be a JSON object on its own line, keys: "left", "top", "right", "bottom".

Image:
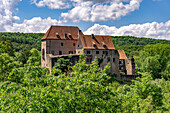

{"left": 61, "top": 43, "right": 63, "bottom": 46}
{"left": 103, "top": 45, "right": 107, "bottom": 48}
{"left": 86, "top": 58, "right": 90, "bottom": 63}
{"left": 86, "top": 58, "right": 92, "bottom": 63}
{"left": 103, "top": 51, "right": 108, "bottom": 56}
{"left": 69, "top": 51, "right": 73, "bottom": 54}
{"left": 78, "top": 45, "right": 79, "bottom": 47}
{"left": 42, "top": 49, "right": 45, "bottom": 60}
{"left": 113, "top": 58, "right": 115, "bottom": 62}
{"left": 56, "top": 35, "right": 60, "bottom": 38}
{"left": 93, "top": 44, "right": 97, "bottom": 48}
{"left": 107, "top": 57, "right": 110, "bottom": 62}
{"left": 56, "top": 33, "right": 60, "bottom": 38}
{"left": 69, "top": 35, "right": 72, "bottom": 39}
{"left": 87, "top": 51, "right": 91, "bottom": 54}
{"left": 59, "top": 51, "right": 62, "bottom": 55}
{"left": 73, "top": 43, "right": 75, "bottom": 46}
{"left": 105, "top": 51, "right": 108, "bottom": 55}
{"left": 96, "top": 51, "right": 99, "bottom": 54}
{"left": 51, "top": 50, "right": 54, "bottom": 55}
{"left": 90, "top": 58, "right": 92, "bottom": 63}
{"left": 64, "top": 34, "right": 68, "bottom": 38}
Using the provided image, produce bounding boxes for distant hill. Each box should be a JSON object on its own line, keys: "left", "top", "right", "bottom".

{"left": 111, "top": 36, "right": 170, "bottom": 57}
{"left": 0, "top": 32, "right": 44, "bottom": 52}
{"left": 111, "top": 36, "right": 170, "bottom": 47}
{"left": 0, "top": 33, "right": 169, "bottom": 52}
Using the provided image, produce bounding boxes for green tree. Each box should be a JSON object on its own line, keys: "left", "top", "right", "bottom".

{"left": 0, "top": 55, "right": 122, "bottom": 112}
{"left": 134, "top": 44, "right": 170, "bottom": 79}
{"left": 53, "top": 58, "right": 72, "bottom": 73}
{"left": 118, "top": 74, "right": 164, "bottom": 112}
{"left": 0, "top": 53, "right": 20, "bottom": 81}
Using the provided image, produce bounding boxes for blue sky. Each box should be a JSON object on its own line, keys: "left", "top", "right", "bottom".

{"left": 0, "top": 0, "right": 170, "bottom": 40}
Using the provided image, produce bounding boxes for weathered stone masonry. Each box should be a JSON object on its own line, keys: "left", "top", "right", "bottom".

{"left": 41, "top": 25, "right": 138, "bottom": 80}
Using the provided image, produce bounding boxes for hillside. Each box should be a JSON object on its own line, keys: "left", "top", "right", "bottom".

{"left": 0, "top": 33, "right": 169, "bottom": 52}
{"left": 111, "top": 36, "right": 170, "bottom": 47}
{"left": 0, "top": 33, "right": 169, "bottom": 112}
{"left": 111, "top": 36, "right": 170, "bottom": 57}
{"left": 0, "top": 32, "right": 44, "bottom": 52}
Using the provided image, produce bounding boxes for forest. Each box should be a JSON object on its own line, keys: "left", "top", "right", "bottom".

{"left": 0, "top": 33, "right": 169, "bottom": 112}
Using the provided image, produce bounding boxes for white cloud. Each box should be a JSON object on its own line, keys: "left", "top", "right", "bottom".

{"left": 4, "top": 17, "right": 62, "bottom": 33}
{"left": 0, "top": 0, "right": 62, "bottom": 33}
{"left": 0, "top": 0, "right": 22, "bottom": 31}
{"left": 31, "top": 0, "right": 71, "bottom": 9}
{"left": 31, "top": 0, "right": 143, "bottom": 22}
{"left": 84, "top": 21, "right": 170, "bottom": 40}
{"left": 61, "top": 0, "right": 143, "bottom": 22}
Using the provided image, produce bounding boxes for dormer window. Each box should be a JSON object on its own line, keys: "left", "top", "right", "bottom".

{"left": 92, "top": 41, "right": 97, "bottom": 48}
{"left": 56, "top": 33, "right": 60, "bottom": 38}
{"left": 68, "top": 33, "right": 73, "bottom": 39}
{"left": 102, "top": 42, "right": 107, "bottom": 48}
{"left": 64, "top": 34, "right": 67, "bottom": 38}
{"left": 93, "top": 44, "right": 97, "bottom": 48}
{"left": 103, "top": 45, "right": 107, "bottom": 48}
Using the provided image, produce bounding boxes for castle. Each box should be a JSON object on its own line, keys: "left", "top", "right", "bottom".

{"left": 41, "top": 25, "right": 137, "bottom": 79}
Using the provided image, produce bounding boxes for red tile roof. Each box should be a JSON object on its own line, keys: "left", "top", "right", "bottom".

{"left": 81, "top": 35, "right": 115, "bottom": 50}
{"left": 41, "top": 25, "right": 81, "bottom": 40}
{"left": 41, "top": 25, "right": 115, "bottom": 50}
{"left": 118, "top": 50, "right": 128, "bottom": 59}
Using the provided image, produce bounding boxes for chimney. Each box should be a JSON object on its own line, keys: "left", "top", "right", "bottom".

{"left": 78, "top": 30, "right": 81, "bottom": 39}
{"left": 91, "top": 34, "right": 95, "bottom": 39}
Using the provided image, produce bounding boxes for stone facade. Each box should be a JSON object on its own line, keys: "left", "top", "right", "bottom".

{"left": 41, "top": 25, "right": 135, "bottom": 77}
{"left": 118, "top": 50, "right": 136, "bottom": 75}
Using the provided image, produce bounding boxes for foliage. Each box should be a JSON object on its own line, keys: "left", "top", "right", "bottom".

{"left": 112, "top": 36, "right": 170, "bottom": 47}
{"left": 0, "top": 33, "right": 169, "bottom": 112}
{"left": 0, "top": 32, "right": 44, "bottom": 52}
{"left": 0, "top": 39, "right": 15, "bottom": 56}
{"left": 53, "top": 58, "right": 72, "bottom": 73}
{"left": 112, "top": 36, "right": 170, "bottom": 58}
{"left": 0, "top": 56, "right": 169, "bottom": 112}
{"left": 0, "top": 53, "right": 21, "bottom": 81}
{"left": 0, "top": 55, "right": 122, "bottom": 112}
{"left": 134, "top": 44, "right": 170, "bottom": 79}
{"left": 118, "top": 74, "right": 165, "bottom": 112}
{"left": 154, "top": 79, "right": 170, "bottom": 112}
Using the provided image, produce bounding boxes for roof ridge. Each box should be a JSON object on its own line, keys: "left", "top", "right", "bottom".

{"left": 51, "top": 25, "right": 79, "bottom": 28}
{"left": 84, "top": 35, "right": 111, "bottom": 37}
{"left": 47, "top": 26, "right": 52, "bottom": 38}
